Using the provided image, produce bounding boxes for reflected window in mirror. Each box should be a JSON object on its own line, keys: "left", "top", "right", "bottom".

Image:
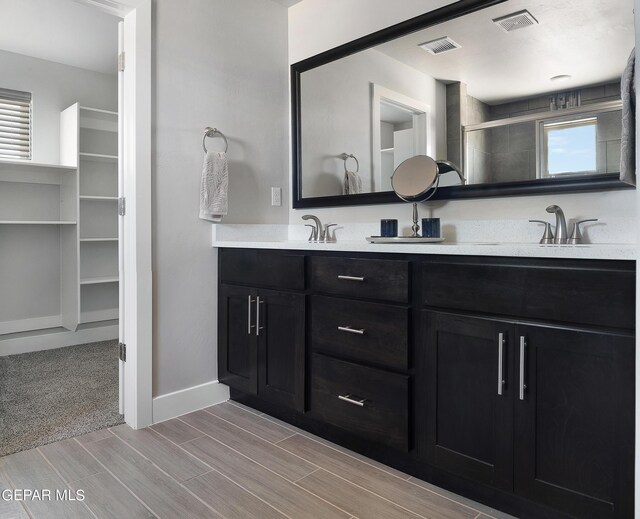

{"left": 543, "top": 118, "right": 597, "bottom": 177}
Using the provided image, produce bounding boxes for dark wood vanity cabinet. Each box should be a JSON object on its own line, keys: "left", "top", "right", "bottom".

{"left": 219, "top": 248, "right": 635, "bottom": 519}
{"left": 419, "top": 258, "right": 635, "bottom": 519}
{"left": 218, "top": 250, "right": 306, "bottom": 411}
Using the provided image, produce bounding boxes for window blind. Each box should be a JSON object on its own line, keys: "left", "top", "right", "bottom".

{"left": 0, "top": 88, "right": 31, "bottom": 160}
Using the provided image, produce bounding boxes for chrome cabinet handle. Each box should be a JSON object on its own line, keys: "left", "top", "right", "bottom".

{"left": 519, "top": 336, "right": 527, "bottom": 401}
{"left": 337, "top": 325, "right": 365, "bottom": 335}
{"left": 337, "top": 275, "right": 365, "bottom": 282}
{"left": 247, "top": 296, "right": 255, "bottom": 335}
{"left": 256, "top": 296, "right": 264, "bottom": 336}
{"left": 338, "top": 394, "right": 365, "bottom": 407}
{"left": 498, "top": 332, "right": 505, "bottom": 396}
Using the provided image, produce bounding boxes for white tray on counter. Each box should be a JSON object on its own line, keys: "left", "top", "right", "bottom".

{"left": 366, "top": 236, "right": 445, "bottom": 244}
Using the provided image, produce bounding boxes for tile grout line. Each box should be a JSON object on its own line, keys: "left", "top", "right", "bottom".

{"left": 175, "top": 417, "right": 354, "bottom": 518}
{"left": 34, "top": 446, "right": 98, "bottom": 519}
{"left": 0, "top": 465, "right": 34, "bottom": 519}
{"left": 201, "top": 405, "right": 296, "bottom": 444}
{"left": 291, "top": 467, "right": 428, "bottom": 519}
{"left": 37, "top": 444, "right": 105, "bottom": 485}
{"left": 292, "top": 467, "right": 321, "bottom": 483}
{"left": 193, "top": 410, "right": 332, "bottom": 474}
{"left": 258, "top": 411, "right": 414, "bottom": 481}
{"left": 103, "top": 431, "right": 226, "bottom": 518}
{"left": 72, "top": 436, "right": 163, "bottom": 519}
{"left": 150, "top": 425, "right": 294, "bottom": 519}
{"left": 225, "top": 409, "right": 482, "bottom": 518}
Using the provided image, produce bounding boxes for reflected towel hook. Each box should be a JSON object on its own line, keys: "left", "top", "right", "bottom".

{"left": 340, "top": 153, "right": 359, "bottom": 173}
{"left": 203, "top": 127, "right": 229, "bottom": 153}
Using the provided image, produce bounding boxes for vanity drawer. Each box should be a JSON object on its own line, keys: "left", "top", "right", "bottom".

{"left": 311, "top": 295, "right": 409, "bottom": 371}
{"left": 311, "top": 353, "right": 409, "bottom": 451}
{"left": 310, "top": 353, "right": 409, "bottom": 451}
{"left": 310, "top": 256, "right": 409, "bottom": 303}
{"left": 421, "top": 259, "right": 635, "bottom": 329}
{"left": 220, "top": 249, "right": 305, "bottom": 290}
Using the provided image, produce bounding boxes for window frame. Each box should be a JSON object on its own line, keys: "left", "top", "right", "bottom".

{"left": 538, "top": 115, "right": 598, "bottom": 179}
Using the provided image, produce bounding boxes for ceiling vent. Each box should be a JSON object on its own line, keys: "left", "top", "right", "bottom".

{"left": 493, "top": 10, "right": 538, "bottom": 32}
{"left": 419, "top": 37, "right": 461, "bottom": 55}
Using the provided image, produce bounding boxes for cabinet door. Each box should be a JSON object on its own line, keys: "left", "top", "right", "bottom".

{"left": 218, "top": 284, "right": 258, "bottom": 394}
{"left": 257, "top": 289, "right": 305, "bottom": 411}
{"left": 514, "top": 324, "right": 634, "bottom": 519}
{"left": 420, "top": 311, "right": 514, "bottom": 490}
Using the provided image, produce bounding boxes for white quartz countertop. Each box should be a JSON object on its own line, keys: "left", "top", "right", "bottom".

{"left": 212, "top": 239, "right": 635, "bottom": 260}
{"left": 211, "top": 224, "right": 637, "bottom": 260}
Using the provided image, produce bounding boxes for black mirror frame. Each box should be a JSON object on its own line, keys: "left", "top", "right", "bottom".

{"left": 291, "top": 0, "right": 634, "bottom": 209}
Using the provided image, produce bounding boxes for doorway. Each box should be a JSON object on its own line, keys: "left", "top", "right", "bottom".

{"left": 0, "top": 0, "right": 126, "bottom": 455}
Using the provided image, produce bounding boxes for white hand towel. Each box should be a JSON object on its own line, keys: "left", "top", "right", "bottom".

{"left": 620, "top": 48, "right": 635, "bottom": 185}
{"left": 344, "top": 170, "right": 362, "bottom": 194}
{"left": 199, "top": 151, "right": 228, "bottom": 222}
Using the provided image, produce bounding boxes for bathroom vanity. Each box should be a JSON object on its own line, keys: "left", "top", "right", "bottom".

{"left": 217, "top": 245, "right": 635, "bottom": 519}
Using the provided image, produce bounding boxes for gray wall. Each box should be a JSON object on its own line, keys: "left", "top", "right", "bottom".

{"left": 152, "top": 0, "right": 289, "bottom": 396}
{"left": 0, "top": 49, "right": 117, "bottom": 164}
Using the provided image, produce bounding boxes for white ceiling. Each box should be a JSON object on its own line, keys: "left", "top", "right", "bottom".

{"left": 375, "top": 0, "right": 635, "bottom": 104}
{"left": 0, "top": 0, "right": 119, "bottom": 75}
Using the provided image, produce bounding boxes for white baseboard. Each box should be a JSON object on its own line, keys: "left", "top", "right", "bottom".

{"left": 152, "top": 380, "right": 230, "bottom": 424}
{"left": 0, "top": 324, "right": 118, "bottom": 356}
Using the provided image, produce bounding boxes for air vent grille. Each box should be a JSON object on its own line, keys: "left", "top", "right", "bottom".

{"left": 493, "top": 10, "right": 538, "bottom": 32}
{"left": 419, "top": 37, "right": 461, "bottom": 55}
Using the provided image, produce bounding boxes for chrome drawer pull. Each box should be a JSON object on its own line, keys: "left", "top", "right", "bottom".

{"left": 497, "top": 332, "right": 505, "bottom": 396}
{"left": 519, "top": 336, "right": 527, "bottom": 401}
{"left": 256, "top": 297, "right": 264, "bottom": 336}
{"left": 337, "top": 325, "right": 365, "bottom": 335}
{"left": 337, "top": 275, "right": 365, "bottom": 282}
{"left": 247, "top": 296, "right": 255, "bottom": 335}
{"left": 338, "top": 394, "right": 365, "bottom": 407}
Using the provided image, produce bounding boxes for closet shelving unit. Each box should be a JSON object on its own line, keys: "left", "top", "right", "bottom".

{"left": 62, "top": 103, "right": 120, "bottom": 328}
{"left": 0, "top": 104, "right": 118, "bottom": 351}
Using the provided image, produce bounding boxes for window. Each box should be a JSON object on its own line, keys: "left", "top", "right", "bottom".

{"left": 542, "top": 117, "right": 597, "bottom": 176}
{"left": 0, "top": 88, "right": 32, "bottom": 160}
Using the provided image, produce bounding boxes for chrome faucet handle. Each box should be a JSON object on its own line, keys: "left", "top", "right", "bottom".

{"left": 304, "top": 224, "right": 317, "bottom": 242}
{"left": 529, "top": 220, "right": 555, "bottom": 244}
{"left": 568, "top": 219, "right": 598, "bottom": 244}
{"left": 323, "top": 224, "right": 338, "bottom": 243}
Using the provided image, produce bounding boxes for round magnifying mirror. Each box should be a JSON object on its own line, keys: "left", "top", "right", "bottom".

{"left": 391, "top": 155, "right": 439, "bottom": 202}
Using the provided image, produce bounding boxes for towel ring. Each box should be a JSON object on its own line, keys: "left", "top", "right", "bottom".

{"left": 203, "top": 127, "right": 229, "bottom": 153}
{"left": 340, "top": 153, "right": 359, "bottom": 173}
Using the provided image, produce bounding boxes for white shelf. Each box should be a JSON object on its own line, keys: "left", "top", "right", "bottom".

{"left": 381, "top": 148, "right": 394, "bottom": 153}
{"left": 0, "top": 159, "right": 76, "bottom": 172}
{"left": 0, "top": 220, "right": 76, "bottom": 225}
{"left": 80, "top": 237, "right": 118, "bottom": 242}
{"left": 80, "top": 196, "right": 118, "bottom": 201}
{"left": 80, "top": 106, "right": 118, "bottom": 117}
{"left": 79, "top": 153, "right": 117, "bottom": 163}
{"left": 80, "top": 276, "right": 119, "bottom": 285}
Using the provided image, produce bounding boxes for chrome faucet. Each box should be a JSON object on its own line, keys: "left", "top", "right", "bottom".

{"left": 302, "top": 214, "right": 323, "bottom": 242}
{"left": 546, "top": 205, "right": 567, "bottom": 244}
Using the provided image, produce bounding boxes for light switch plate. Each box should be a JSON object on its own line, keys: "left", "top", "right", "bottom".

{"left": 271, "top": 187, "right": 282, "bottom": 206}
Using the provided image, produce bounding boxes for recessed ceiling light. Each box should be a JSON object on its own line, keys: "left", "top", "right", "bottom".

{"left": 550, "top": 75, "right": 572, "bottom": 82}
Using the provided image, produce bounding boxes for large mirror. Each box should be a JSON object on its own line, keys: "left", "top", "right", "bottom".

{"left": 292, "top": 0, "right": 635, "bottom": 208}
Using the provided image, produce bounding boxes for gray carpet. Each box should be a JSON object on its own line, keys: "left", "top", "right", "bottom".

{"left": 0, "top": 339, "right": 124, "bottom": 457}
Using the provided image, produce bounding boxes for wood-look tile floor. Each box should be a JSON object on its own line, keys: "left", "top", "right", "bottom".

{"left": 0, "top": 401, "right": 517, "bottom": 519}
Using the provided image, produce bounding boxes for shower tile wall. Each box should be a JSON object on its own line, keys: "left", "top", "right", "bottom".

{"left": 446, "top": 81, "right": 622, "bottom": 182}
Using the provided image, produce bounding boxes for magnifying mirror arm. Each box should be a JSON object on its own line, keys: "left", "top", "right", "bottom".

{"left": 436, "top": 160, "right": 465, "bottom": 185}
